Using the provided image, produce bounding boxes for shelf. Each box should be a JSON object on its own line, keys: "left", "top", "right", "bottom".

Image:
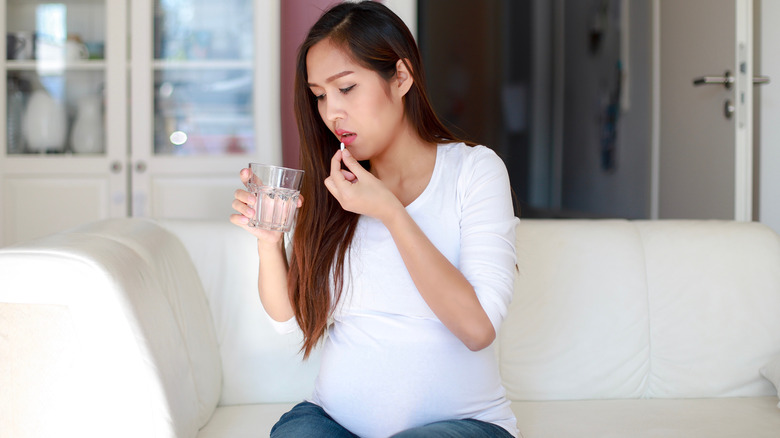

{"left": 4, "top": 60, "right": 107, "bottom": 72}
{"left": 2, "top": 150, "right": 107, "bottom": 163}
{"left": 152, "top": 60, "right": 253, "bottom": 70}
{"left": 7, "top": 0, "right": 101, "bottom": 4}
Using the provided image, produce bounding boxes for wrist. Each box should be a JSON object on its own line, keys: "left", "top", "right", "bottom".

{"left": 256, "top": 236, "right": 284, "bottom": 254}
{"left": 381, "top": 201, "right": 410, "bottom": 231}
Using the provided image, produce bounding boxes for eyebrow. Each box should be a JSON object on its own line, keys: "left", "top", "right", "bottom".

{"left": 308, "top": 70, "right": 354, "bottom": 87}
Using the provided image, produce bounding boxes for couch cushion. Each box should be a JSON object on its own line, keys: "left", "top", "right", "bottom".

{"left": 196, "top": 397, "right": 780, "bottom": 438}
{"left": 760, "top": 355, "right": 780, "bottom": 408}
{"left": 161, "top": 220, "right": 320, "bottom": 405}
{"left": 638, "top": 221, "right": 780, "bottom": 398}
{"left": 501, "top": 220, "right": 650, "bottom": 400}
{"left": 196, "top": 403, "right": 296, "bottom": 438}
{"left": 512, "top": 397, "right": 780, "bottom": 438}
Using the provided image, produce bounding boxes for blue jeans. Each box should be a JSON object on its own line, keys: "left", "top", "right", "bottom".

{"left": 270, "top": 401, "right": 514, "bottom": 438}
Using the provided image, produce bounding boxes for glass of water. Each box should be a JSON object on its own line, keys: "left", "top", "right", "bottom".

{"left": 247, "top": 163, "right": 304, "bottom": 232}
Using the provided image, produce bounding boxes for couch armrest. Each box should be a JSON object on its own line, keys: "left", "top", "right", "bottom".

{"left": 0, "top": 219, "right": 221, "bottom": 438}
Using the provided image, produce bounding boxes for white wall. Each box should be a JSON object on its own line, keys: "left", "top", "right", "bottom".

{"left": 760, "top": 0, "right": 780, "bottom": 234}
{"left": 384, "top": 0, "right": 417, "bottom": 37}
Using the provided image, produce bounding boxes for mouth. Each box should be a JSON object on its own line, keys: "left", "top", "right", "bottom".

{"left": 336, "top": 130, "right": 357, "bottom": 146}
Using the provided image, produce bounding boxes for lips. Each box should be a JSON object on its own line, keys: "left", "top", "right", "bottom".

{"left": 336, "top": 129, "right": 357, "bottom": 146}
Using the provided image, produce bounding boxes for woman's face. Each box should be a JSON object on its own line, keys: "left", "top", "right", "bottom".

{"left": 306, "top": 39, "right": 408, "bottom": 161}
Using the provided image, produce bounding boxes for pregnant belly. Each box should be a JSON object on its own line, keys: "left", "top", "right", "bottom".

{"left": 311, "top": 313, "right": 504, "bottom": 438}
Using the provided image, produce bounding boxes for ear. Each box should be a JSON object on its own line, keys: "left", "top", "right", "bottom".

{"left": 394, "top": 58, "right": 414, "bottom": 97}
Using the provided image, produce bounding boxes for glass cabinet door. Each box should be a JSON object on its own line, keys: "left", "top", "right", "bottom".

{"left": 152, "top": 0, "right": 254, "bottom": 156}
{"left": 129, "top": 0, "right": 278, "bottom": 220}
{"left": 5, "top": 0, "right": 108, "bottom": 155}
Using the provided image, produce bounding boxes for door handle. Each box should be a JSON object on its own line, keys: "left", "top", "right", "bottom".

{"left": 753, "top": 75, "right": 771, "bottom": 85}
{"left": 693, "top": 71, "right": 733, "bottom": 89}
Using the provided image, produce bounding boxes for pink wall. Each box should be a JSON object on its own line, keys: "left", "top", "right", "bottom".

{"left": 280, "top": 0, "right": 340, "bottom": 168}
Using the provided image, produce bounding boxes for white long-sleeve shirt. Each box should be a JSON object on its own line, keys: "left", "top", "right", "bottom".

{"left": 272, "top": 142, "right": 519, "bottom": 437}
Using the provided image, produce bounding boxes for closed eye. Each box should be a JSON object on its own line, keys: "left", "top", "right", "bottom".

{"left": 312, "top": 84, "right": 355, "bottom": 101}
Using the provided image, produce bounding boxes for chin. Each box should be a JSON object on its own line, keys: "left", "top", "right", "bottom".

{"left": 351, "top": 151, "right": 371, "bottom": 164}
{"left": 352, "top": 153, "right": 368, "bottom": 163}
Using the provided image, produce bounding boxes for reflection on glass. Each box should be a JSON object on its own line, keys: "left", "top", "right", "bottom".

{"left": 152, "top": 0, "right": 254, "bottom": 156}
{"left": 25, "top": 3, "right": 105, "bottom": 63}
{"left": 154, "top": 69, "right": 254, "bottom": 155}
{"left": 155, "top": 0, "right": 253, "bottom": 61}
{"left": 36, "top": 3, "right": 67, "bottom": 47}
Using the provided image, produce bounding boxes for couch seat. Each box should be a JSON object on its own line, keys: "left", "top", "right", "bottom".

{"left": 197, "top": 404, "right": 297, "bottom": 438}
{"left": 197, "top": 397, "right": 780, "bottom": 437}
{"left": 513, "top": 397, "right": 780, "bottom": 437}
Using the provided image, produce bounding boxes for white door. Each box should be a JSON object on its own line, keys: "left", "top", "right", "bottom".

{"left": 654, "top": 0, "right": 753, "bottom": 220}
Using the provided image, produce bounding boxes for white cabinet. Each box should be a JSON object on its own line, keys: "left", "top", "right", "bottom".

{"left": 1, "top": 0, "right": 280, "bottom": 246}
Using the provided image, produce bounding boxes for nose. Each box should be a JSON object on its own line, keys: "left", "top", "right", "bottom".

{"left": 323, "top": 97, "right": 345, "bottom": 123}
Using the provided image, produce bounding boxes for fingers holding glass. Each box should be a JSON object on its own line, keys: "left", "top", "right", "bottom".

{"left": 246, "top": 163, "right": 304, "bottom": 232}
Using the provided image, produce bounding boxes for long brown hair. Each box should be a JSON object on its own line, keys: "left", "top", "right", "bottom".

{"left": 288, "top": 0, "right": 467, "bottom": 358}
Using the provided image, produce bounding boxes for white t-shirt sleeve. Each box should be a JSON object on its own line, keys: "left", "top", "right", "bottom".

{"left": 457, "top": 146, "right": 518, "bottom": 335}
{"left": 265, "top": 313, "right": 299, "bottom": 335}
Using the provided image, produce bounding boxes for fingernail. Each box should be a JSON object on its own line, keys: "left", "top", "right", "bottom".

{"left": 343, "top": 149, "right": 351, "bottom": 157}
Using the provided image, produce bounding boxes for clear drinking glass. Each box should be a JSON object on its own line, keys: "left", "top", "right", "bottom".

{"left": 247, "top": 163, "right": 304, "bottom": 232}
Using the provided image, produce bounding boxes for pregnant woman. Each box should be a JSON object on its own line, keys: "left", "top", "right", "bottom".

{"left": 231, "top": 2, "right": 519, "bottom": 436}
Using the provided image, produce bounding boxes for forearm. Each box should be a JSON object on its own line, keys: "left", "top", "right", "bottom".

{"left": 256, "top": 239, "right": 295, "bottom": 322}
{"left": 383, "top": 208, "right": 495, "bottom": 351}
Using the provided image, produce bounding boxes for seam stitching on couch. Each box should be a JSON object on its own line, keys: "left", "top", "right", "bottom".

{"left": 636, "top": 221, "right": 653, "bottom": 399}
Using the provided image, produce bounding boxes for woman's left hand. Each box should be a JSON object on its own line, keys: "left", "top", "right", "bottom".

{"left": 324, "top": 149, "right": 403, "bottom": 222}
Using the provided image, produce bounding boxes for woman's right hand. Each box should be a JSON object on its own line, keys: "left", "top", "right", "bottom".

{"left": 230, "top": 168, "right": 302, "bottom": 245}
{"left": 232, "top": 168, "right": 297, "bottom": 324}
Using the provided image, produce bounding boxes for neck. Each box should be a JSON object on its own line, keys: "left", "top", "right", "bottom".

{"left": 369, "top": 120, "right": 435, "bottom": 182}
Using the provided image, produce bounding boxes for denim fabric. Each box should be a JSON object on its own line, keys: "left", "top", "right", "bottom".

{"left": 271, "top": 401, "right": 359, "bottom": 438}
{"left": 387, "top": 418, "right": 513, "bottom": 437}
{"left": 271, "top": 401, "right": 513, "bottom": 438}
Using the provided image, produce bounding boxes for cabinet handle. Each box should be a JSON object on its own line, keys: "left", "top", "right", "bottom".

{"left": 110, "top": 161, "right": 123, "bottom": 173}
{"left": 135, "top": 161, "right": 147, "bottom": 173}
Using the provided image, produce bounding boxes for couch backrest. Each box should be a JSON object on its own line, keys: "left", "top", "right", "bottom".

{"left": 161, "top": 220, "right": 321, "bottom": 406}
{"left": 638, "top": 220, "right": 780, "bottom": 397}
{"left": 501, "top": 219, "right": 780, "bottom": 401}
{"left": 163, "top": 218, "right": 780, "bottom": 404}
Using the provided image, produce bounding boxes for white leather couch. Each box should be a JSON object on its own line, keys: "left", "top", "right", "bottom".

{"left": 1, "top": 218, "right": 779, "bottom": 437}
